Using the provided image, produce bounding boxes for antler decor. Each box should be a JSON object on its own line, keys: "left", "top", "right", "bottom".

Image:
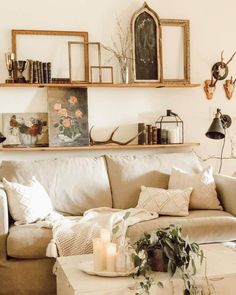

{"left": 223, "top": 76, "right": 236, "bottom": 100}
{"left": 89, "top": 126, "right": 143, "bottom": 146}
{"left": 204, "top": 51, "right": 236, "bottom": 100}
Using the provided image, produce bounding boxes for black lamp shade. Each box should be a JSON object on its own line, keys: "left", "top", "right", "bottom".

{"left": 0, "top": 132, "right": 6, "bottom": 143}
{"left": 205, "top": 117, "right": 225, "bottom": 139}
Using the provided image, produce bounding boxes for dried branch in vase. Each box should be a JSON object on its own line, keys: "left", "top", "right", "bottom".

{"left": 102, "top": 19, "right": 133, "bottom": 83}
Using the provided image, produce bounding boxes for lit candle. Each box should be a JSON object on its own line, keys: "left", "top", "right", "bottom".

{"left": 93, "top": 238, "right": 106, "bottom": 271}
{"left": 116, "top": 247, "right": 126, "bottom": 272}
{"left": 10, "top": 53, "right": 15, "bottom": 60}
{"left": 106, "top": 242, "right": 117, "bottom": 272}
{"left": 99, "top": 228, "right": 111, "bottom": 269}
{"left": 100, "top": 229, "right": 111, "bottom": 242}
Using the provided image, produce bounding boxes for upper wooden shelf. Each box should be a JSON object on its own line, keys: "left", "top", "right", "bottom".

{"left": 0, "top": 143, "right": 200, "bottom": 152}
{"left": 0, "top": 82, "right": 200, "bottom": 89}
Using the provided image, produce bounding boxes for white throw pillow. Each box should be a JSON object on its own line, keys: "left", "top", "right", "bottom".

{"left": 3, "top": 176, "right": 53, "bottom": 225}
{"left": 136, "top": 186, "right": 193, "bottom": 217}
{"left": 168, "top": 166, "right": 222, "bottom": 210}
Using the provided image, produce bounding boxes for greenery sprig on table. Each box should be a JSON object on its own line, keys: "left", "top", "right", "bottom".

{"left": 132, "top": 225, "right": 209, "bottom": 295}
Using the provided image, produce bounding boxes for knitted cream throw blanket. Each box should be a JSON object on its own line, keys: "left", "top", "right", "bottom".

{"left": 45, "top": 207, "right": 158, "bottom": 257}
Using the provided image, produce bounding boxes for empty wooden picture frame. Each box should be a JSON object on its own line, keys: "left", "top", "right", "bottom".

{"left": 68, "top": 41, "right": 102, "bottom": 83}
{"left": 12, "top": 29, "right": 89, "bottom": 82}
{"left": 90, "top": 66, "right": 114, "bottom": 83}
{"left": 160, "top": 19, "right": 190, "bottom": 84}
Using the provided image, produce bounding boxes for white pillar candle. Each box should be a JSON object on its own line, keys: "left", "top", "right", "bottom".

{"left": 168, "top": 127, "right": 180, "bottom": 144}
{"left": 106, "top": 242, "right": 117, "bottom": 272}
{"left": 93, "top": 238, "right": 106, "bottom": 271}
{"left": 100, "top": 229, "right": 111, "bottom": 242}
{"left": 116, "top": 247, "right": 126, "bottom": 272}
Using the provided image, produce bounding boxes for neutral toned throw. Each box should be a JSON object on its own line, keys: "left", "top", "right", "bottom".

{"left": 45, "top": 207, "right": 158, "bottom": 257}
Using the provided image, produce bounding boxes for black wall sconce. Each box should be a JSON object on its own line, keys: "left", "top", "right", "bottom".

{"left": 205, "top": 108, "right": 232, "bottom": 173}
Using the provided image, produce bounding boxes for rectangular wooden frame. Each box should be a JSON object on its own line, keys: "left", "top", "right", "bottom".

{"left": 90, "top": 66, "right": 114, "bottom": 84}
{"left": 12, "top": 29, "right": 89, "bottom": 83}
{"left": 68, "top": 41, "right": 102, "bottom": 83}
{"left": 160, "top": 19, "right": 190, "bottom": 84}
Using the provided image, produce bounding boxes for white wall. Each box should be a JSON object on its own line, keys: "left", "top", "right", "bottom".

{"left": 0, "top": 0, "right": 236, "bottom": 175}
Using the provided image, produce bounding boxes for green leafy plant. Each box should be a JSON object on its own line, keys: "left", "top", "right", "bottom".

{"left": 132, "top": 225, "right": 209, "bottom": 295}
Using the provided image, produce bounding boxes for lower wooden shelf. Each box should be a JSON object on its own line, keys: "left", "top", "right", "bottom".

{"left": 0, "top": 82, "right": 200, "bottom": 88}
{"left": 0, "top": 143, "right": 200, "bottom": 152}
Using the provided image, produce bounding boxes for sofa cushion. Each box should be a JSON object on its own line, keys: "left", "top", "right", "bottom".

{"left": 127, "top": 210, "right": 236, "bottom": 244}
{"left": 3, "top": 177, "right": 53, "bottom": 225}
{"left": 0, "top": 157, "right": 112, "bottom": 215}
{"left": 7, "top": 210, "right": 236, "bottom": 259}
{"left": 169, "top": 166, "right": 222, "bottom": 210}
{"left": 105, "top": 152, "right": 202, "bottom": 209}
{"left": 7, "top": 224, "right": 52, "bottom": 259}
{"left": 136, "top": 186, "right": 192, "bottom": 216}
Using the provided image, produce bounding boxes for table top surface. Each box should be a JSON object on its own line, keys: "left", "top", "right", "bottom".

{"left": 55, "top": 243, "right": 236, "bottom": 293}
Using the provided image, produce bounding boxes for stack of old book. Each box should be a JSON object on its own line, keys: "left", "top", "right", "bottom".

{"left": 28, "top": 60, "right": 52, "bottom": 84}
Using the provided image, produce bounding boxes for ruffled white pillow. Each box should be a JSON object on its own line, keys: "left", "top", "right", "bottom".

{"left": 136, "top": 186, "right": 192, "bottom": 216}
{"left": 3, "top": 176, "right": 53, "bottom": 225}
{"left": 168, "top": 166, "right": 222, "bottom": 210}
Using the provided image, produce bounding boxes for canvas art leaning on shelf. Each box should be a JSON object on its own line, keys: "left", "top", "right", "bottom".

{"left": 2, "top": 112, "right": 48, "bottom": 147}
{"left": 47, "top": 87, "right": 89, "bottom": 147}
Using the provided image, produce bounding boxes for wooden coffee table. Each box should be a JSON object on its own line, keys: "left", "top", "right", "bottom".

{"left": 55, "top": 244, "right": 236, "bottom": 295}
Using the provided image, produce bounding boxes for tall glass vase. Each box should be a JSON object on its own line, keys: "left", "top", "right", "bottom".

{"left": 119, "top": 57, "right": 129, "bottom": 84}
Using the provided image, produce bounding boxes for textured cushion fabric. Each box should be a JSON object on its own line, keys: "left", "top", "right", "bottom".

{"left": 7, "top": 210, "right": 236, "bottom": 259}
{"left": 0, "top": 256, "right": 56, "bottom": 295}
{"left": 7, "top": 215, "right": 82, "bottom": 259}
{"left": 0, "top": 185, "right": 8, "bottom": 260}
{"left": 105, "top": 152, "right": 202, "bottom": 209}
{"left": 7, "top": 224, "right": 52, "bottom": 259}
{"left": 214, "top": 174, "right": 236, "bottom": 216}
{"left": 169, "top": 166, "right": 222, "bottom": 210}
{"left": 136, "top": 186, "right": 192, "bottom": 216}
{"left": 3, "top": 177, "right": 53, "bottom": 225}
{"left": 127, "top": 210, "right": 236, "bottom": 245}
{"left": 0, "top": 157, "right": 112, "bottom": 215}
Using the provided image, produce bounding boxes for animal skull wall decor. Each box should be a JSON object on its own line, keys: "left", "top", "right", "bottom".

{"left": 223, "top": 77, "right": 236, "bottom": 100}
{"left": 204, "top": 51, "right": 236, "bottom": 100}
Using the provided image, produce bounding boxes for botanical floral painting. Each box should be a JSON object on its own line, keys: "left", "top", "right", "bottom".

{"left": 47, "top": 88, "right": 89, "bottom": 147}
{"left": 2, "top": 113, "right": 48, "bottom": 147}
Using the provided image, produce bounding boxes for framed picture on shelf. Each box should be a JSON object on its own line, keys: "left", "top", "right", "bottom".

{"left": 12, "top": 29, "right": 89, "bottom": 82}
{"left": 47, "top": 87, "right": 89, "bottom": 147}
{"left": 2, "top": 112, "right": 49, "bottom": 147}
{"left": 160, "top": 19, "right": 190, "bottom": 84}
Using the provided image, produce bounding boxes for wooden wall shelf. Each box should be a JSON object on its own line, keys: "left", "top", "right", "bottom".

{"left": 0, "top": 82, "right": 200, "bottom": 89}
{"left": 0, "top": 143, "right": 200, "bottom": 152}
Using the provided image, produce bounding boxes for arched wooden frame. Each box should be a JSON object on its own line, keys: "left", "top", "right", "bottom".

{"left": 131, "top": 2, "right": 163, "bottom": 82}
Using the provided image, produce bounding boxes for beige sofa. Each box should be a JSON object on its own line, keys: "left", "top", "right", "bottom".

{"left": 1, "top": 152, "right": 236, "bottom": 295}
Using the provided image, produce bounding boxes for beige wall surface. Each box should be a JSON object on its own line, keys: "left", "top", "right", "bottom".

{"left": 0, "top": 0, "right": 236, "bottom": 175}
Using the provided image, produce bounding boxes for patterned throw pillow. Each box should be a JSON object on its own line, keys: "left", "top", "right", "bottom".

{"left": 3, "top": 176, "right": 53, "bottom": 225}
{"left": 168, "top": 166, "right": 222, "bottom": 210}
{"left": 136, "top": 186, "right": 193, "bottom": 216}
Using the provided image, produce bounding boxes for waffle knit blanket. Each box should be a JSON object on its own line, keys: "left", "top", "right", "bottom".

{"left": 45, "top": 207, "right": 158, "bottom": 257}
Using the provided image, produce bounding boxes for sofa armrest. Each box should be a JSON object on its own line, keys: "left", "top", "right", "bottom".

{"left": 0, "top": 183, "right": 8, "bottom": 260}
{"left": 214, "top": 174, "right": 236, "bottom": 216}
